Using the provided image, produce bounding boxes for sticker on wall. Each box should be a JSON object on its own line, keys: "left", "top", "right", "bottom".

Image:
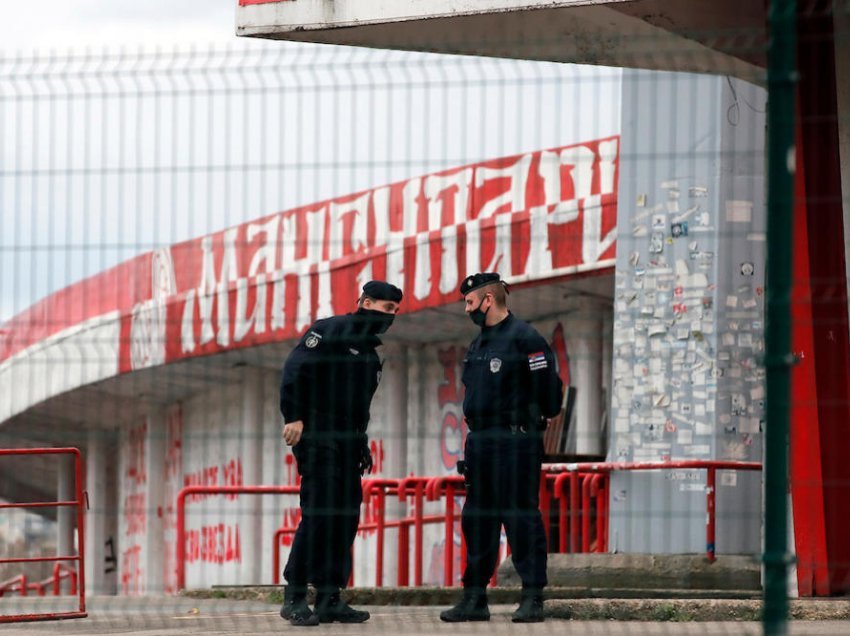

{"left": 725, "top": 200, "right": 753, "bottom": 223}
{"left": 649, "top": 232, "right": 664, "bottom": 254}
{"left": 688, "top": 241, "right": 700, "bottom": 259}
{"left": 689, "top": 186, "right": 709, "bottom": 198}
{"left": 637, "top": 194, "right": 648, "bottom": 207}
{"left": 696, "top": 252, "right": 714, "bottom": 269}
{"left": 671, "top": 222, "right": 688, "bottom": 238}
{"left": 652, "top": 214, "right": 666, "bottom": 230}
{"left": 740, "top": 262, "right": 755, "bottom": 276}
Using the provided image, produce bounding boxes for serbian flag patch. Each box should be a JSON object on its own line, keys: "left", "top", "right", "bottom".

{"left": 528, "top": 352, "right": 548, "bottom": 371}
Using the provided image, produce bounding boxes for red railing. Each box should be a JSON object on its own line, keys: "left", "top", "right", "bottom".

{"left": 270, "top": 478, "right": 457, "bottom": 587}
{"left": 176, "top": 485, "right": 301, "bottom": 591}
{"left": 0, "top": 447, "right": 87, "bottom": 623}
{"left": 177, "top": 460, "right": 761, "bottom": 591}
{"left": 548, "top": 460, "right": 764, "bottom": 562}
{"left": 0, "top": 563, "right": 79, "bottom": 599}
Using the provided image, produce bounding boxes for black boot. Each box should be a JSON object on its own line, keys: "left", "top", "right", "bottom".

{"left": 315, "top": 589, "right": 370, "bottom": 623}
{"left": 280, "top": 585, "right": 319, "bottom": 627}
{"left": 439, "top": 587, "right": 490, "bottom": 622}
{"left": 512, "top": 588, "right": 545, "bottom": 623}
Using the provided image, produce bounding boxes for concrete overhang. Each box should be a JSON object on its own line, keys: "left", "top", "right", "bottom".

{"left": 0, "top": 272, "right": 612, "bottom": 504}
{"left": 237, "top": 0, "right": 767, "bottom": 82}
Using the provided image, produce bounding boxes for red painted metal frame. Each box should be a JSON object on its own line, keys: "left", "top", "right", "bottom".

{"left": 426, "top": 475, "right": 466, "bottom": 587}
{"left": 397, "top": 476, "right": 430, "bottom": 586}
{"left": 176, "top": 485, "right": 300, "bottom": 591}
{"left": 547, "top": 460, "right": 763, "bottom": 562}
{"left": 181, "top": 462, "right": 762, "bottom": 591}
{"left": 0, "top": 447, "right": 87, "bottom": 623}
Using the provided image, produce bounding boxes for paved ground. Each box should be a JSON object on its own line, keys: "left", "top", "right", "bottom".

{"left": 1, "top": 597, "right": 849, "bottom": 635}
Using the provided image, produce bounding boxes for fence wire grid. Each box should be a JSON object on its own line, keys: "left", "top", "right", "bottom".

{"left": 2, "top": 2, "right": 850, "bottom": 635}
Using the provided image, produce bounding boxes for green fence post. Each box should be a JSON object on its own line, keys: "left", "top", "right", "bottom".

{"left": 764, "top": 0, "right": 797, "bottom": 635}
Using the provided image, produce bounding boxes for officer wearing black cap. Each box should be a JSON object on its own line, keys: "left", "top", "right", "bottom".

{"left": 278, "top": 280, "right": 402, "bottom": 626}
{"left": 441, "top": 272, "right": 563, "bottom": 624}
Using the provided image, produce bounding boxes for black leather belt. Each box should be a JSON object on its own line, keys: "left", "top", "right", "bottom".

{"left": 466, "top": 416, "right": 527, "bottom": 432}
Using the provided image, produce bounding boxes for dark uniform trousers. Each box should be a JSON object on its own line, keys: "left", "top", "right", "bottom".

{"left": 461, "top": 428, "right": 548, "bottom": 590}
{"left": 283, "top": 432, "right": 363, "bottom": 591}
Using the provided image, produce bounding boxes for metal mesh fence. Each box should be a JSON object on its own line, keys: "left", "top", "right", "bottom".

{"left": 1, "top": 2, "right": 849, "bottom": 634}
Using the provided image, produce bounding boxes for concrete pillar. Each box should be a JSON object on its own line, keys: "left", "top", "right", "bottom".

{"left": 145, "top": 415, "right": 166, "bottom": 594}
{"left": 602, "top": 306, "right": 614, "bottom": 444}
{"left": 57, "top": 454, "right": 76, "bottom": 559}
{"left": 381, "top": 343, "right": 409, "bottom": 586}
{"left": 383, "top": 343, "right": 409, "bottom": 479}
{"left": 85, "top": 432, "right": 108, "bottom": 595}
{"left": 566, "top": 302, "right": 604, "bottom": 456}
{"left": 239, "top": 368, "right": 265, "bottom": 585}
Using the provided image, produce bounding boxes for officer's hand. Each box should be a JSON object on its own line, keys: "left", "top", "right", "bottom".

{"left": 283, "top": 421, "right": 304, "bottom": 446}
{"left": 359, "top": 443, "right": 374, "bottom": 476}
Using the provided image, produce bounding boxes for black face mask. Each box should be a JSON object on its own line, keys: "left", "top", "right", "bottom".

{"left": 468, "top": 297, "right": 491, "bottom": 327}
{"left": 356, "top": 308, "right": 395, "bottom": 335}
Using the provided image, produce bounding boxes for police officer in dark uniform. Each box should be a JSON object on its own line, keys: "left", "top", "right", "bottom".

{"left": 440, "top": 272, "right": 563, "bottom": 624}
{"left": 278, "top": 280, "right": 402, "bottom": 627}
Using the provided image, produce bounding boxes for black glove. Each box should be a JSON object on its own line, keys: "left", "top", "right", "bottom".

{"left": 358, "top": 442, "right": 374, "bottom": 476}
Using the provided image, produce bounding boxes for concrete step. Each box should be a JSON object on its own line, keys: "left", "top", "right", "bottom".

{"left": 498, "top": 553, "right": 762, "bottom": 591}
{"left": 194, "top": 584, "right": 760, "bottom": 606}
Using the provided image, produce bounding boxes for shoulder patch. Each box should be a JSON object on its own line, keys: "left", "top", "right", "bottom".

{"left": 528, "top": 351, "right": 548, "bottom": 371}
{"left": 305, "top": 331, "right": 323, "bottom": 349}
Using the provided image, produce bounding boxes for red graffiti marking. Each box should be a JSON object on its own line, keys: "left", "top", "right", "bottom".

{"left": 182, "top": 457, "right": 243, "bottom": 503}
{"left": 127, "top": 421, "right": 147, "bottom": 485}
{"left": 369, "top": 439, "right": 385, "bottom": 474}
{"left": 162, "top": 405, "right": 183, "bottom": 594}
{"left": 184, "top": 523, "right": 242, "bottom": 564}
{"left": 438, "top": 347, "right": 467, "bottom": 472}
{"left": 121, "top": 545, "right": 143, "bottom": 595}
{"left": 551, "top": 323, "right": 570, "bottom": 388}
{"left": 123, "top": 492, "right": 146, "bottom": 537}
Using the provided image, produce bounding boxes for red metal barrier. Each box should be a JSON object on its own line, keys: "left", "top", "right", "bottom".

{"left": 176, "top": 485, "right": 300, "bottom": 591}
{"left": 426, "top": 475, "right": 466, "bottom": 587}
{"left": 270, "top": 477, "right": 453, "bottom": 588}
{"left": 183, "top": 461, "right": 762, "bottom": 592}
{"left": 0, "top": 447, "right": 87, "bottom": 623}
{"left": 397, "top": 476, "right": 430, "bottom": 586}
{"left": 547, "top": 460, "right": 763, "bottom": 562}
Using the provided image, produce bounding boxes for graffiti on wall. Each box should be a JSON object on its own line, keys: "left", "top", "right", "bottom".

{"left": 162, "top": 405, "right": 183, "bottom": 594}
{"left": 121, "top": 419, "right": 147, "bottom": 595}
{"left": 438, "top": 346, "right": 467, "bottom": 473}
{"left": 181, "top": 455, "right": 244, "bottom": 565}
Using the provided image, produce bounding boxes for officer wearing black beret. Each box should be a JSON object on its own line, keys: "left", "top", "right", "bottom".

{"left": 441, "top": 272, "right": 563, "bottom": 624}
{"left": 279, "top": 280, "right": 402, "bottom": 626}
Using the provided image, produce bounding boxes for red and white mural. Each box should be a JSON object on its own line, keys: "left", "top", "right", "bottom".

{"left": 0, "top": 137, "right": 618, "bottom": 380}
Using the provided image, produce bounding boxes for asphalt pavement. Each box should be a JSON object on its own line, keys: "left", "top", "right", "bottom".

{"left": 1, "top": 596, "right": 849, "bottom": 635}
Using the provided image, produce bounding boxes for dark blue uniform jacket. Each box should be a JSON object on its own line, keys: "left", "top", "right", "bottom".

{"left": 279, "top": 314, "right": 383, "bottom": 435}
{"left": 462, "top": 313, "right": 563, "bottom": 430}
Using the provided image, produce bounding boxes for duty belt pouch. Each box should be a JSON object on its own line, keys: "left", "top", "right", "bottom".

{"left": 457, "top": 460, "right": 471, "bottom": 490}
